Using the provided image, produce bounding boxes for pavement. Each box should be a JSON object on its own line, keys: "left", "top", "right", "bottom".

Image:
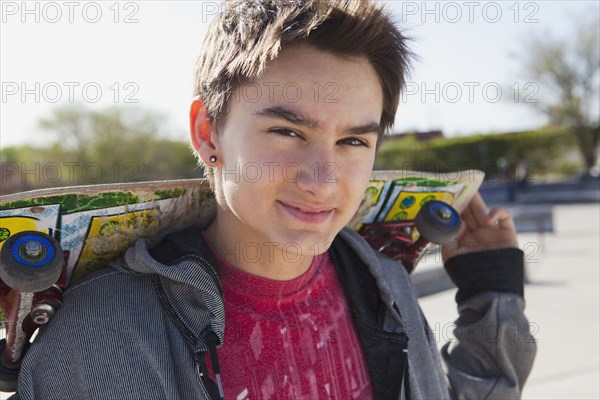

{"left": 416, "top": 203, "right": 600, "bottom": 399}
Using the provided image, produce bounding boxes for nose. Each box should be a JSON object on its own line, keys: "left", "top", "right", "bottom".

{"left": 294, "top": 147, "right": 339, "bottom": 198}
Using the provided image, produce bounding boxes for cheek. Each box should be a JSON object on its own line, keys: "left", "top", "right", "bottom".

{"left": 217, "top": 153, "right": 284, "bottom": 212}
{"left": 340, "top": 156, "right": 375, "bottom": 207}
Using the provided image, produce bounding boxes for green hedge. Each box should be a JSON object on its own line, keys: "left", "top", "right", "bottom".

{"left": 375, "top": 127, "right": 577, "bottom": 181}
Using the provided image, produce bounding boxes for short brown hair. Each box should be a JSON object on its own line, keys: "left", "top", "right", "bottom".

{"left": 194, "top": 0, "right": 413, "bottom": 139}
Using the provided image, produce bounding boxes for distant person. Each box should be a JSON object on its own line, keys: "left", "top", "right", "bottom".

{"left": 13, "top": 1, "right": 536, "bottom": 399}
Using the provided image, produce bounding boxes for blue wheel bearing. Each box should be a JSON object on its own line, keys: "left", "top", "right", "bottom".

{"left": 415, "top": 201, "right": 462, "bottom": 245}
{"left": 1, "top": 231, "right": 63, "bottom": 293}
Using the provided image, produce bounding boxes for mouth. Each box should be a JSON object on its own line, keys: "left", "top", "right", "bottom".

{"left": 277, "top": 201, "right": 335, "bottom": 224}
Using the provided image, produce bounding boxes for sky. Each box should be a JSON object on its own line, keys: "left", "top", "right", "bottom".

{"left": 1, "top": 0, "right": 599, "bottom": 148}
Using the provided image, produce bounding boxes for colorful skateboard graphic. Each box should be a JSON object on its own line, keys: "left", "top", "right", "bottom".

{"left": 350, "top": 171, "right": 483, "bottom": 270}
{"left": 0, "top": 182, "right": 215, "bottom": 285}
{"left": 0, "top": 170, "right": 483, "bottom": 392}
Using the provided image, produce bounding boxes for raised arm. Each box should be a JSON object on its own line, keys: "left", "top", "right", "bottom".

{"left": 440, "top": 193, "right": 537, "bottom": 399}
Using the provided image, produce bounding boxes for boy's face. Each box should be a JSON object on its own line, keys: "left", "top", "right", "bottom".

{"left": 202, "top": 44, "right": 382, "bottom": 257}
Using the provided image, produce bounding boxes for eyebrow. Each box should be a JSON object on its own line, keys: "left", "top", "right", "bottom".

{"left": 253, "top": 106, "right": 380, "bottom": 135}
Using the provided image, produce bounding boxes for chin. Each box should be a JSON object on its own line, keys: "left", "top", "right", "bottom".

{"left": 275, "top": 228, "right": 339, "bottom": 258}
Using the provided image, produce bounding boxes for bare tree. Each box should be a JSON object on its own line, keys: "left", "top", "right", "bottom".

{"left": 519, "top": 16, "right": 599, "bottom": 175}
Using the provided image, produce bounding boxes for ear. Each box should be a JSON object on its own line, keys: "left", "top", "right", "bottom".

{"left": 189, "top": 98, "right": 219, "bottom": 163}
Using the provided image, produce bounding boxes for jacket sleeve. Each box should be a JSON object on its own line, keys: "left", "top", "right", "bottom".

{"left": 441, "top": 248, "right": 537, "bottom": 399}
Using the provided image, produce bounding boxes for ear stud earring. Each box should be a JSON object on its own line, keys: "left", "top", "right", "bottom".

{"left": 209, "top": 155, "right": 217, "bottom": 163}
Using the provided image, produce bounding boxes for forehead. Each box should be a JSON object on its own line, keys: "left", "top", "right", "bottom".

{"left": 226, "top": 44, "right": 383, "bottom": 129}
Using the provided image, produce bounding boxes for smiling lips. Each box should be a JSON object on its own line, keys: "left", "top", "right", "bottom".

{"left": 278, "top": 201, "right": 335, "bottom": 224}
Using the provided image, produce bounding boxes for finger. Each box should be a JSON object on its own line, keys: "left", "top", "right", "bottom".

{"left": 444, "top": 220, "right": 467, "bottom": 245}
{"left": 442, "top": 226, "right": 463, "bottom": 261}
{"left": 453, "top": 220, "right": 467, "bottom": 242}
{"left": 468, "top": 193, "right": 489, "bottom": 227}
{"left": 461, "top": 205, "right": 479, "bottom": 231}
{"left": 487, "top": 208, "right": 516, "bottom": 231}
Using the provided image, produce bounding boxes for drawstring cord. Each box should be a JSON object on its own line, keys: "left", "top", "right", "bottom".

{"left": 205, "top": 331, "right": 225, "bottom": 400}
{"left": 402, "top": 348, "right": 412, "bottom": 400}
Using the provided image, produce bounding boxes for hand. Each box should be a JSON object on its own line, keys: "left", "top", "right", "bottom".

{"left": 442, "top": 193, "right": 518, "bottom": 263}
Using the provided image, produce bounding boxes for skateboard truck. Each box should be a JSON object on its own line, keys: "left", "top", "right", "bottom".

{"left": 29, "top": 303, "right": 57, "bottom": 325}
{"left": 0, "top": 231, "right": 65, "bottom": 392}
{"left": 360, "top": 200, "right": 461, "bottom": 273}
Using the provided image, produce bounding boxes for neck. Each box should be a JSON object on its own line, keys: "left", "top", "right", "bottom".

{"left": 203, "top": 222, "right": 314, "bottom": 281}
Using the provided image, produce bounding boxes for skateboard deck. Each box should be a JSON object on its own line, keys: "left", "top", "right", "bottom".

{"left": 0, "top": 179, "right": 216, "bottom": 286}
{"left": 0, "top": 169, "right": 483, "bottom": 392}
{"left": 0, "top": 170, "right": 483, "bottom": 286}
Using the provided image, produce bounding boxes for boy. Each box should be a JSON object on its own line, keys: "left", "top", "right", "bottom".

{"left": 12, "top": 1, "right": 536, "bottom": 399}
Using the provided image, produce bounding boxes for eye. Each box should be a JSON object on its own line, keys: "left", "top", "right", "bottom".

{"left": 270, "top": 128, "right": 302, "bottom": 138}
{"left": 339, "top": 137, "right": 369, "bottom": 147}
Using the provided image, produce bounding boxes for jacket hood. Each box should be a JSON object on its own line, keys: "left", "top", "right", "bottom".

{"left": 109, "top": 228, "right": 225, "bottom": 352}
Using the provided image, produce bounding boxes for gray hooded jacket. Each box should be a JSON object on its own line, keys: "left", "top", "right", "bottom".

{"left": 12, "top": 227, "right": 536, "bottom": 399}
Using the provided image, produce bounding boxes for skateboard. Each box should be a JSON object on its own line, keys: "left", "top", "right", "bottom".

{"left": 0, "top": 169, "right": 483, "bottom": 392}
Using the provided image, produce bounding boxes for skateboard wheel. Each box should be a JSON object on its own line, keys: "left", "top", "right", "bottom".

{"left": 415, "top": 201, "right": 461, "bottom": 245}
{"left": 0, "top": 231, "right": 63, "bottom": 293}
